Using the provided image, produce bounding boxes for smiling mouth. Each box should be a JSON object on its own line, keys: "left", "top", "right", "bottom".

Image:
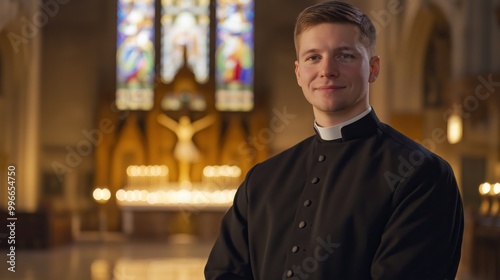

{"left": 315, "top": 86, "right": 346, "bottom": 91}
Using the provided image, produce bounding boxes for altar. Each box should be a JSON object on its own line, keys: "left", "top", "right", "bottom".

{"left": 89, "top": 0, "right": 267, "bottom": 236}
{"left": 115, "top": 165, "right": 238, "bottom": 237}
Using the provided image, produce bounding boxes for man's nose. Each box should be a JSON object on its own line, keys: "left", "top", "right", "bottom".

{"left": 320, "top": 58, "right": 339, "bottom": 78}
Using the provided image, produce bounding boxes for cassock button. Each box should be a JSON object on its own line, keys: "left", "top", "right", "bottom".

{"left": 292, "top": 245, "right": 299, "bottom": 253}
{"left": 311, "top": 177, "right": 320, "bottom": 184}
{"left": 286, "top": 269, "right": 294, "bottom": 277}
{"left": 318, "top": 155, "right": 326, "bottom": 162}
{"left": 304, "top": 200, "right": 312, "bottom": 207}
{"left": 298, "top": 221, "right": 306, "bottom": 228}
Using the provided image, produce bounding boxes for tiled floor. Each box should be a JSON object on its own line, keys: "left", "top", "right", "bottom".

{"left": 0, "top": 233, "right": 479, "bottom": 280}
{"left": 0, "top": 234, "right": 213, "bottom": 280}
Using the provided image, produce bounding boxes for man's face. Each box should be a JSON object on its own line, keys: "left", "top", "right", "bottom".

{"left": 295, "top": 23, "right": 379, "bottom": 126}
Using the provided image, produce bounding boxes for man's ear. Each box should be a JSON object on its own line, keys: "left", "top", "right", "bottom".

{"left": 295, "top": 61, "right": 302, "bottom": 86}
{"left": 368, "top": 56, "right": 380, "bottom": 83}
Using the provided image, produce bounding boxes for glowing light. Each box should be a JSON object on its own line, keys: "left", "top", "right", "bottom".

{"left": 116, "top": 189, "right": 126, "bottom": 201}
{"left": 125, "top": 190, "right": 134, "bottom": 202}
{"left": 231, "top": 165, "right": 241, "bottom": 177}
{"left": 447, "top": 112, "right": 462, "bottom": 144}
{"left": 174, "top": 189, "right": 188, "bottom": 203}
{"left": 140, "top": 190, "right": 149, "bottom": 201}
{"left": 493, "top": 183, "right": 500, "bottom": 195}
{"left": 479, "top": 183, "right": 491, "bottom": 195}
{"left": 126, "top": 165, "right": 169, "bottom": 190}
{"left": 117, "top": 188, "right": 236, "bottom": 205}
{"left": 203, "top": 166, "right": 215, "bottom": 177}
{"left": 93, "top": 187, "right": 111, "bottom": 203}
{"left": 147, "top": 192, "right": 159, "bottom": 204}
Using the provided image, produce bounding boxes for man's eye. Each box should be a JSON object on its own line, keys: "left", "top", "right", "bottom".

{"left": 306, "top": 55, "right": 320, "bottom": 61}
{"left": 337, "top": 53, "right": 354, "bottom": 61}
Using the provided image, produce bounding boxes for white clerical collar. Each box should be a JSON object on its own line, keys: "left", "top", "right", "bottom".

{"left": 314, "top": 107, "right": 372, "bottom": 141}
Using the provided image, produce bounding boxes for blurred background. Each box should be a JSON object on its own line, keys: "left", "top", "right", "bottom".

{"left": 0, "top": 0, "right": 499, "bottom": 279}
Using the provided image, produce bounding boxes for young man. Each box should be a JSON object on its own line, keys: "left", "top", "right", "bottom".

{"left": 205, "top": 1, "right": 463, "bottom": 279}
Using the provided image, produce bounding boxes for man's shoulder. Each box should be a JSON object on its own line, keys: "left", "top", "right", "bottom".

{"left": 378, "top": 122, "right": 431, "bottom": 155}
{"left": 378, "top": 122, "right": 454, "bottom": 173}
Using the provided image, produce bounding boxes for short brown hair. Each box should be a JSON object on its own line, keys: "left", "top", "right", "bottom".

{"left": 294, "top": 0, "right": 376, "bottom": 57}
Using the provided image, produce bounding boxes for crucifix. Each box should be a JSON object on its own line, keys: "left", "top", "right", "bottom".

{"left": 157, "top": 113, "right": 214, "bottom": 183}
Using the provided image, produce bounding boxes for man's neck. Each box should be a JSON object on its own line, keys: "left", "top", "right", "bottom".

{"left": 314, "top": 104, "right": 370, "bottom": 127}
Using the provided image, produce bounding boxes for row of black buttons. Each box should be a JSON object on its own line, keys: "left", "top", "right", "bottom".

{"left": 286, "top": 154, "right": 326, "bottom": 278}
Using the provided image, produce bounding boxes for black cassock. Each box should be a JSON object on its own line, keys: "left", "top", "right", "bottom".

{"left": 205, "top": 111, "right": 463, "bottom": 280}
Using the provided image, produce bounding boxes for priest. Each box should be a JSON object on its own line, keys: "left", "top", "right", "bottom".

{"left": 205, "top": 1, "right": 463, "bottom": 279}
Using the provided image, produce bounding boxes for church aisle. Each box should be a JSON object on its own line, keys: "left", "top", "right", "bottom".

{"left": 0, "top": 237, "right": 213, "bottom": 280}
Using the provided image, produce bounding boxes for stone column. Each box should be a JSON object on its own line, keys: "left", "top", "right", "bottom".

{"left": 4, "top": 0, "right": 42, "bottom": 212}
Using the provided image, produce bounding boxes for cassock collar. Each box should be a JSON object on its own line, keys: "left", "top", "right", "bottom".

{"left": 314, "top": 108, "right": 380, "bottom": 142}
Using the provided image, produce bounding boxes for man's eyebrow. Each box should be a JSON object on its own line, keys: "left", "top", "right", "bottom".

{"left": 336, "top": 46, "right": 357, "bottom": 52}
{"left": 299, "top": 46, "right": 358, "bottom": 57}
{"left": 299, "top": 48, "right": 321, "bottom": 57}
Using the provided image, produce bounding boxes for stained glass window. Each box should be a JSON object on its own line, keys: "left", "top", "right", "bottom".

{"left": 215, "top": 0, "right": 254, "bottom": 111}
{"left": 161, "top": 0, "right": 210, "bottom": 84}
{"left": 117, "top": 0, "right": 255, "bottom": 111}
{"left": 116, "top": 0, "right": 155, "bottom": 111}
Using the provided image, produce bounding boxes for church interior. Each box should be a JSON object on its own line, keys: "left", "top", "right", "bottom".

{"left": 1, "top": 0, "right": 500, "bottom": 279}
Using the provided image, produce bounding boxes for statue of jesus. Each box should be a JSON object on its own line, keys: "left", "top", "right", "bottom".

{"left": 157, "top": 113, "right": 215, "bottom": 183}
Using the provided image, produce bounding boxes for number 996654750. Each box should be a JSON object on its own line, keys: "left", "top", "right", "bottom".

{"left": 7, "top": 165, "right": 16, "bottom": 216}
